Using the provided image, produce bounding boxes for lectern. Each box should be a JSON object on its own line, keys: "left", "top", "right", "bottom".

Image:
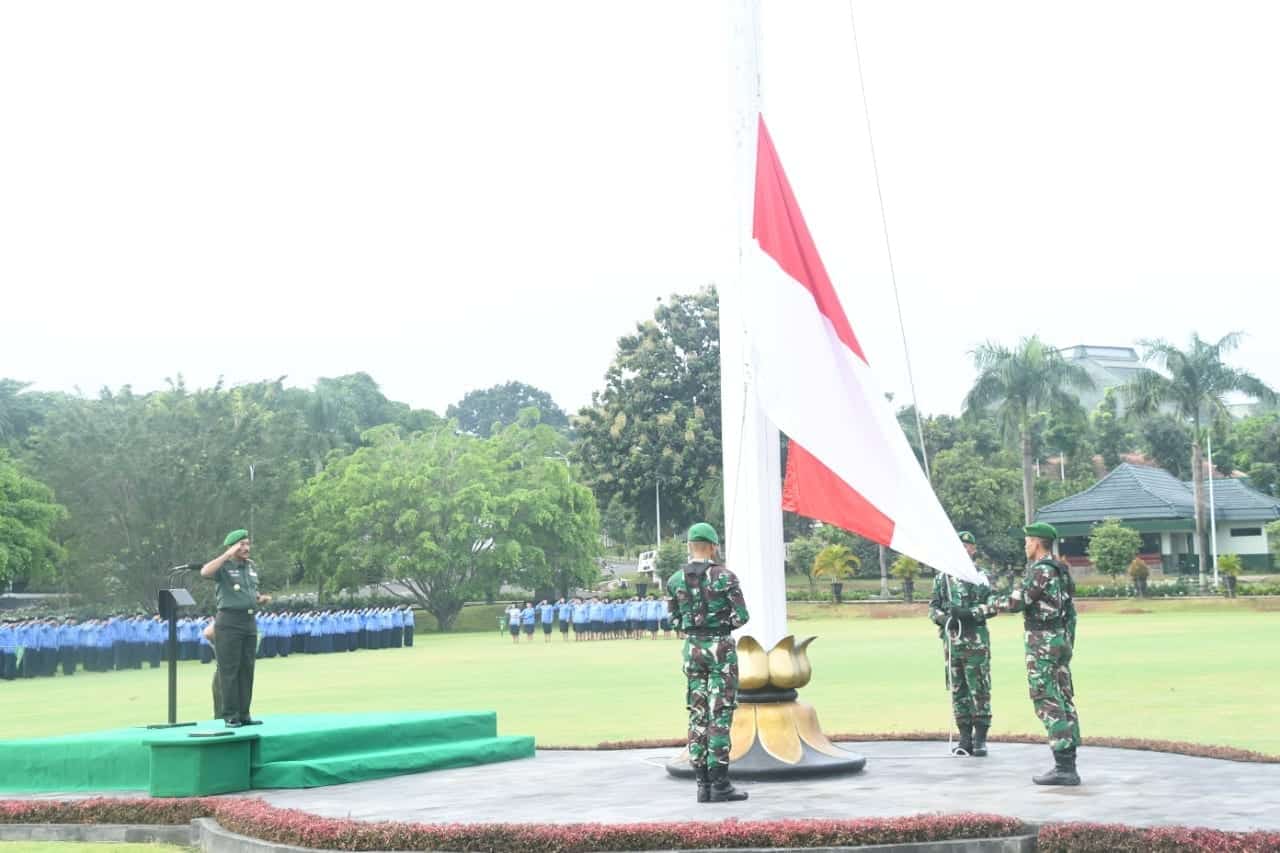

{"left": 148, "top": 588, "right": 197, "bottom": 729}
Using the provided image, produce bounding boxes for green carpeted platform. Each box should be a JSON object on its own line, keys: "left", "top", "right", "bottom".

{"left": 0, "top": 712, "right": 534, "bottom": 795}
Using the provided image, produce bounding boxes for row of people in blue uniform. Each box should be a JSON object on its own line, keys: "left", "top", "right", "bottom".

{"left": 0, "top": 606, "right": 417, "bottom": 680}
{"left": 503, "top": 596, "right": 673, "bottom": 642}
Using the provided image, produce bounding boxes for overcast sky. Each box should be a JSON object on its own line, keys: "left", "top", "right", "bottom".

{"left": 3, "top": 1, "right": 1277, "bottom": 419}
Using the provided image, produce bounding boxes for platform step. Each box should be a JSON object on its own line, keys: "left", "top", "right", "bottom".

{"left": 251, "top": 735, "right": 535, "bottom": 789}
{"left": 250, "top": 712, "right": 499, "bottom": 765}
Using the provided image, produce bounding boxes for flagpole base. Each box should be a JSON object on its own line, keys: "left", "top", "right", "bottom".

{"left": 665, "top": 635, "right": 866, "bottom": 780}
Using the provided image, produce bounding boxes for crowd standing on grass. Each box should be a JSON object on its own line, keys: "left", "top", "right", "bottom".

{"left": 0, "top": 605, "right": 417, "bottom": 683}
{"left": 501, "top": 595, "right": 672, "bottom": 643}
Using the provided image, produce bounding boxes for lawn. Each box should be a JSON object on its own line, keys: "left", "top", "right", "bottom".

{"left": 2, "top": 598, "right": 1276, "bottom": 754}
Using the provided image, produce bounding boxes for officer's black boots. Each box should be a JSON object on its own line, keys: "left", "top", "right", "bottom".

{"left": 951, "top": 724, "right": 973, "bottom": 756}
{"left": 694, "top": 765, "right": 711, "bottom": 803}
{"left": 971, "top": 724, "right": 989, "bottom": 757}
{"left": 1032, "top": 747, "right": 1080, "bottom": 786}
{"left": 707, "top": 765, "right": 748, "bottom": 802}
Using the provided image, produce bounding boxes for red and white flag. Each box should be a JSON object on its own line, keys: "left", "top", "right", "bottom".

{"left": 746, "top": 116, "right": 979, "bottom": 584}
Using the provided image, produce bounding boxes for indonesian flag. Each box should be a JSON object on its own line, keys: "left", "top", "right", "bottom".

{"left": 747, "top": 116, "right": 980, "bottom": 584}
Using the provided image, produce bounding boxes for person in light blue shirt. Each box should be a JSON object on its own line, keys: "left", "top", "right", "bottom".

{"left": 518, "top": 602, "right": 535, "bottom": 643}
{"left": 535, "top": 599, "right": 554, "bottom": 643}
{"left": 570, "top": 598, "right": 587, "bottom": 641}
{"left": 39, "top": 620, "right": 60, "bottom": 676}
{"left": 198, "top": 615, "right": 215, "bottom": 664}
{"left": 389, "top": 608, "right": 403, "bottom": 649}
{"left": 556, "top": 598, "right": 572, "bottom": 642}
{"left": 55, "top": 619, "right": 78, "bottom": 676}
{"left": 587, "top": 598, "right": 605, "bottom": 640}
{"left": 402, "top": 607, "right": 415, "bottom": 648}
{"left": 0, "top": 621, "right": 17, "bottom": 680}
{"left": 643, "top": 595, "right": 662, "bottom": 639}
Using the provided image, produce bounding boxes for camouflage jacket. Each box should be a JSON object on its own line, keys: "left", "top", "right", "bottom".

{"left": 983, "top": 557, "right": 1077, "bottom": 636}
{"left": 666, "top": 561, "right": 749, "bottom": 635}
{"left": 928, "top": 572, "right": 993, "bottom": 645}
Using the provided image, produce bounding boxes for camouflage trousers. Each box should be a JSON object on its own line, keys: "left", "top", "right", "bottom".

{"left": 682, "top": 636, "right": 739, "bottom": 769}
{"left": 1024, "top": 628, "right": 1080, "bottom": 751}
{"left": 943, "top": 641, "right": 991, "bottom": 727}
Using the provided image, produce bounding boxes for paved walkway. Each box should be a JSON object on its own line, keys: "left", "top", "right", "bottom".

{"left": 256, "top": 742, "right": 1280, "bottom": 832}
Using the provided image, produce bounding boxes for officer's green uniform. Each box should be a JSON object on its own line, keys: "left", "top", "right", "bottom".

{"left": 929, "top": 532, "right": 995, "bottom": 755}
{"left": 666, "top": 523, "right": 750, "bottom": 803}
{"left": 211, "top": 530, "right": 260, "bottom": 726}
{"left": 982, "top": 522, "right": 1080, "bottom": 785}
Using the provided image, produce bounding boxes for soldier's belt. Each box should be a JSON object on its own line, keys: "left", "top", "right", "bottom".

{"left": 1023, "top": 618, "right": 1066, "bottom": 630}
{"left": 684, "top": 628, "right": 731, "bottom": 638}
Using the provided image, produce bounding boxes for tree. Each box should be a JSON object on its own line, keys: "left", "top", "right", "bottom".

{"left": 964, "top": 337, "right": 1095, "bottom": 524}
{"left": 1125, "top": 333, "right": 1277, "bottom": 587}
{"left": 1232, "top": 413, "right": 1280, "bottom": 496}
{"left": 448, "top": 382, "right": 569, "bottom": 437}
{"left": 575, "top": 287, "right": 722, "bottom": 540}
{"left": 890, "top": 555, "right": 921, "bottom": 602}
{"left": 1139, "top": 414, "right": 1193, "bottom": 479}
{"left": 811, "top": 544, "right": 859, "bottom": 601}
{"left": 0, "top": 451, "right": 66, "bottom": 588}
{"left": 1086, "top": 519, "right": 1142, "bottom": 582}
{"left": 931, "top": 441, "right": 1024, "bottom": 568}
{"left": 1091, "top": 388, "right": 1132, "bottom": 471}
{"left": 26, "top": 379, "right": 306, "bottom": 607}
{"left": 655, "top": 536, "right": 688, "bottom": 580}
{"left": 292, "top": 422, "right": 600, "bottom": 630}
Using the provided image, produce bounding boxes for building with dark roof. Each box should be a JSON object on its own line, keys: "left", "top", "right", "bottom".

{"left": 1036, "top": 463, "right": 1279, "bottom": 572}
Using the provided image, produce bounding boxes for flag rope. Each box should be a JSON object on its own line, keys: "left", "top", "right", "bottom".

{"left": 846, "top": 0, "right": 931, "bottom": 481}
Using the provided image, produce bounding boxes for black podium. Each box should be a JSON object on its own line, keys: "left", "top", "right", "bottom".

{"left": 148, "top": 587, "right": 197, "bottom": 729}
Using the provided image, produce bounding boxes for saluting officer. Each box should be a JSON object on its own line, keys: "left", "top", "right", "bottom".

{"left": 201, "top": 529, "right": 271, "bottom": 728}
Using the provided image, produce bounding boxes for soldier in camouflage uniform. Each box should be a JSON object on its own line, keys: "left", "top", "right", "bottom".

{"left": 980, "top": 522, "right": 1081, "bottom": 786}
{"left": 929, "top": 531, "right": 995, "bottom": 757}
{"left": 666, "top": 522, "right": 750, "bottom": 804}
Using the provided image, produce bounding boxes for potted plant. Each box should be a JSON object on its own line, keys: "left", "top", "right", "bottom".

{"left": 1218, "top": 554, "right": 1242, "bottom": 598}
{"left": 1127, "top": 557, "right": 1149, "bottom": 598}
{"left": 890, "top": 555, "right": 921, "bottom": 603}
{"left": 811, "top": 544, "right": 860, "bottom": 603}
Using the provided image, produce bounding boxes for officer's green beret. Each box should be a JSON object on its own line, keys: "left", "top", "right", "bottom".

{"left": 1023, "top": 522, "right": 1058, "bottom": 541}
{"left": 687, "top": 522, "right": 720, "bottom": 545}
{"left": 223, "top": 528, "right": 250, "bottom": 547}
{"left": 958, "top": 531, "right": 976, "bottom": 544}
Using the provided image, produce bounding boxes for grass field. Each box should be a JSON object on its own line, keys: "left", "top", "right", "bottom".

{"left": 2, "top": 598, "right": 1276, "bottom": 754}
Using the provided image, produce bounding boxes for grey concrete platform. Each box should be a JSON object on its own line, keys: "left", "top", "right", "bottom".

{"left": 252, "top": 742, "right": 1280, "bottom": 832}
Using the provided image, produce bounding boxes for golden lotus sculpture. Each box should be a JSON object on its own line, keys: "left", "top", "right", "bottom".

{"left": 666, "top": 633, "right": 865, "bottom": 779}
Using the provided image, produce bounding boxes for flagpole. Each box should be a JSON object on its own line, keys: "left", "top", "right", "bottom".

{"left": 723, "top": 0, "right": 787, "bottom": 652}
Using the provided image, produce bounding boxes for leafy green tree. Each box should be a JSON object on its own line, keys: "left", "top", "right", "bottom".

{"left": 890, "top": 555, "right": 921, "bottom": 602}
{"left": 811, "top": 544, "right": 859, "bottom": 595}
{"left": 0, "top": 451, "right": 66, "bottom": 588}
{"left": 448, "top": 382, "right": 569, "bottom": 437}
{"left": 26, "top": 380, "right": 306, "bottom": 606}
{"left": 1091, "top": 388, "right": 1132, "bottom": 470}
{"left": 1125, "top": 333, "right": 1277, "bottom": 587}
{"left": 1086, "top": 519, "right": 1143, "bottom": 582}
{"left": 292, "top": 421, "right": 600, "bottom": 629}
{"left": 931, "top": 441, "right": 1024, "bottom": 568}
{"left": 1139, "top": 414, "right": 1193, "bottom": 478}
{"left": 655, "top": 536, "right": 688, "bottom": 580}
{"left": 785, "top": 536, "right": 823, "bottom": 577}
{"left": 1232, "top": 413, "right": 1280, "bottom": 495}
{"left": 575, "top": 287, "right": 722, "bottom": 539}
{"left": 964, "top": 337, "right": 1094, "bottom": 524}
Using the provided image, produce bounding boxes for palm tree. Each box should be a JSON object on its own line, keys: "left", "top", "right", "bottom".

{"left": 963, "top": 337, "right": 1094, "bottom": 524}
{"left": 1124, "top": 333, "right": 1276, "bottom": 589}
{"left": 811, "top": 544, "right": 860, "bottom": 603}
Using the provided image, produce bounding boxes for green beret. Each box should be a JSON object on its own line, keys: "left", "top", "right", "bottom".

{"left": 223, "top": 529, "right": 250, "bottom": 547}
{"left": 1023, "top": 522, "right": 1058, "bottom": 541}
{"left": 958, "top": 531, "right": 976, "bottom": 544}
{"left": 687, "top": 522, "right": 720, "bottom": 545}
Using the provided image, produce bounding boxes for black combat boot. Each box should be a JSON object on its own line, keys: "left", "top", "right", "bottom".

{"left": 707, "top": 764, "right": 748, "bottom": 802}
{"left": 1032, "top": 747, "right": 1080, "bottom": 786}
{"left": 951, "top": 724, "right": 973, "bottom": 756}
{"left": 694, "top": 765, "right": 710, "bottom": 803}
{"left": 971, "top": 724, "right": 989, "bottom": 757}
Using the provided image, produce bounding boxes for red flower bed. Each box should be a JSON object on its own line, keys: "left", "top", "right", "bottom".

{"left": 1038, "top": 821, "right": 1280, "bottom": 852}
{"left": 1, "top": 799, "right": 1022, "bottom": 851}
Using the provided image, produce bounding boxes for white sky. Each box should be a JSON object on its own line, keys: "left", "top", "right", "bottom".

{"left": 3, "top": 1, "right": 1277, "bottom": 418}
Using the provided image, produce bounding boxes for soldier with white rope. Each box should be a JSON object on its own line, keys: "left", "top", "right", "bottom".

{"left": 928, "top": 531, "right": 996, "bottom": 757}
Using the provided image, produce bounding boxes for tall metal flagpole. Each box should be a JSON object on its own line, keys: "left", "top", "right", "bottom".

{"left": 1207, "top": 432, "right": 1219, "bottom": 588}
{"left": 723, "top": 0, "right": 787, "bottom": 653}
